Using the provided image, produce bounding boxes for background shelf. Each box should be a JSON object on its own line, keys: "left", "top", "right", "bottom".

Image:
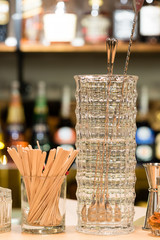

{"left": 0, "top": 43, "right": 16, "bottom": 52}
{"left": 19, "top": 42, "right": 160, "bottom": 53}
{"left": 0, "top": 42, "right": 160, "bottom": 53}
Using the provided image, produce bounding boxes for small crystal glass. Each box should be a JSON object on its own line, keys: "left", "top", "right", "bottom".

{"left": 75, "top": 74, "right": 138, "bottom": 235}
{"left": 0, "top": 187, "right": 12, "bottom": 233}
{"left": 21, "top": 176, "right": 66, "bottom": 234}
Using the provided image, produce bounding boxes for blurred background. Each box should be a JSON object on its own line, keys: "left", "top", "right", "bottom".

{"left": 0, "top": 0, "right": 159, "bottom": 208}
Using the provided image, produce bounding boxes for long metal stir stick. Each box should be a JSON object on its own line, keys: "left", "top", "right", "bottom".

{"left": 124, "top": 0, "right": 144, "bottom": 75}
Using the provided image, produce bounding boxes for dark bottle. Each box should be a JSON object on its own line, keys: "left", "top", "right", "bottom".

{"left": 0, "top": 110, "right": 6, "bottom": 164}
{"left": 6, "top": 81, "right": 27, "bottom": 160}
{"left": 0, "top": 0, "right": 9, "bottom": 42}
{"left": 53, "top": 86, "right": 76, "bottom": 151}
{"left": 31, "top": 81, "right": 52, "bottom": 152}
{"left": 154, "top": 112, "right": 160, "bottom": 161}
{"left": 113, "top": 0, "right": 138, "bottom": 41}
{"left": 21, "top": 0, "right": 43, "bottom": 42}
{"left": 136, "top": 86, "right": 155, "bottom": 164}
{"left": 4, "top": 80, "right": 26, "bottom": 208}
{"left": 81, "top": 0, "right": 111, "bottom": 44}
{"left": 150, "top": 102, "right": 160, "bottom": 161}
{"left": 139, "top": 0, "right": 160, "bottom": 43}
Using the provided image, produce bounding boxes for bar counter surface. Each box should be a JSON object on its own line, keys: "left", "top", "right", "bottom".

{"left": 0, "top": 199, "right": 154, "bottom": 240}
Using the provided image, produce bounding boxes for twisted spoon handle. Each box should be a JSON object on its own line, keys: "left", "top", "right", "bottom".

{"left": 106, "top": 38, "right": 118, "bottom": 75}
{"left": 124, "top": 0, "right": 144, "bottom": 75}
{"left": 123, "top": 13, "right": 137, "bottom": 75}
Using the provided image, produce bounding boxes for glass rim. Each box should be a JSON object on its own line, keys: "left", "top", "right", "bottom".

{"left": 21, "top": 175, "right": 66, "bottom": 179}
{"left": 74, "top": 74, "right": 138, "bottom": 79}
{"left": 143, "top": 163, "right": 160, "bottom": 167}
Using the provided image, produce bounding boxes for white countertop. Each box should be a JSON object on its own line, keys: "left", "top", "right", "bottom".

{"left": 0, "top": 199, "right": 154, "bottom": 240}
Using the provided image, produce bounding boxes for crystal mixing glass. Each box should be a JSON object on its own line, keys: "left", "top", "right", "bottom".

{"left": 75, "top": 74, "right": 138, "bottom": 235}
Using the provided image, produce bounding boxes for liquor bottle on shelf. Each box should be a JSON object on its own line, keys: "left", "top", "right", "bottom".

{"left": 139, "top": 0, "right": 160, "bottom": 43}
{"left": 154, "top": 111, "right": 160, "bottom": 162}
{"left": 43, "top": 0, "right": 77, "bottom": 44}
{"left": 136, "top": 86, "right": 155, "bottom": 164}
{"left": 81, "top": 0, "right": 111, "bottom": 44}
{"left": 5, "top": 0, "right": 17, "bottom": 46}
{"left": 22, "top": 0, "right": 43, "bottom": 42}
{"left": 0, "top": 0, "right": 9, "bottom": 42}
{"left": 6, "top": 81, "right": 28, "bottom": 160}
{"left": 71, "top": 1, "right": 85, "bottom": 47}
{"left": 1, "top": 81, "right": 25, "bottom": 208}
{"left": 30, "top": 81, "right": 52, "bottom": 153}
{"left": 113, "top": 0, "right": 138, "bottom": 41}
{"left": 53, "top": 86, "right": 76, "bottom": 152}
{"left": 0, "top": 112, "right": 6, "bottom": 164}
{"left": 150, "top": 102, "right": 160, "bottom": 162}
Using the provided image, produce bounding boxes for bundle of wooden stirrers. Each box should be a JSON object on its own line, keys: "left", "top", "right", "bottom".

{"left": 7, "top": 143, "right": 79, "bottom": 226}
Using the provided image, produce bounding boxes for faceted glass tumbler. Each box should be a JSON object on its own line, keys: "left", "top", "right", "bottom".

{"left": 0, "top": 187, "right": 12, "bottom": 233}
{"left": 21, "top": 176, "right": 66, "bottom": 234}
{"left": 74, "top": 74, "right": 138, "bottom": 235}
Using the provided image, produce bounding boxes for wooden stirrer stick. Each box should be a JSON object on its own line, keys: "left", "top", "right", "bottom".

{"left": 36, "top": 141, "right": 41, "bottom": 151}
{"left": 7, "top": 148, "right": 24, "bottom": 175}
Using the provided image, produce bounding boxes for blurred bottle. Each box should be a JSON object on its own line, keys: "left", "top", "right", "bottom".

{"left": 6, "top": 81, "right": 27, "bottom": 162}
{"left": 4, "top": 80, "right": 25, "bottom": 208}
{"left": 43, "top": 0, "right": 77, "bottom": 44}
{"left": 81, "top": 0, "right": 111, "bottom": 44}
{"left": 136, "top": 86, "right": 155, "bottom": 164}
{"left": 22, "top": 0, "right": 43, "bottom": 42}
{"left": 150, "top": 102, "right": 160, "bottom": 161}
{"left": 0, "top": 111, "right": 6, "bottom": 165}
{"left": 0, "top": 0, "right": 9, "bottom": 42}
{"left": 5, "top": 0, "right": 17, "bottom": 47}
{"left": 139, "top": 0, "right": 160, "bottom": 43}
{"left": 71, "top": 1, "right": 85, "bottom": 47}
{"left": 31, "top": 81, "right": 52, "bottom": 153}
{"left": 53, "top": 86, "right": 76, "bottom": 151}
{"left": 154, "top": 111, "right": 160, "bottom": 161}
{"left": 113, "top": 0, "right": 138, "bottom": 41}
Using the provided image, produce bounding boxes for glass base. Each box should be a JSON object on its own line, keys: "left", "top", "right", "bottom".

{"left": 151, "top": 229, "right": 160, "bottom": 236}
{"left": 0, "top": 225, "right": 11, "bottom": 233}
{"left": 76, "top": 224, "right": 134, "bottom": 235}
{"left": 142, "top": 226, "right": 150, "bottom": 231}
{"left": 22, "top": 224, "right": 65, "bottom": 234}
